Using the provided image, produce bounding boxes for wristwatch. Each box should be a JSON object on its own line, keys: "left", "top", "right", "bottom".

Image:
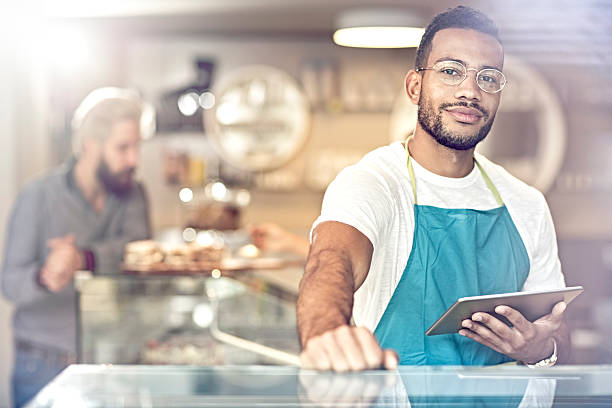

{"left": 526, "top": 339, "right": 557, "bottom": 368}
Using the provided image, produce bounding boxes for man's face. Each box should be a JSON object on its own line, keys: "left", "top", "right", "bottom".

{"left": 416, "top": 28, "right": 504, "bottom": 150}
{"left": 96, "top": 119, "right": 141, "bottom": 196}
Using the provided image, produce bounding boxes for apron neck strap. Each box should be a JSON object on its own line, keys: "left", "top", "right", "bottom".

{"left": 404, "top": 139, "right": 504, "bottom": 206}
{"left": 474, "top": 160, "right": 504, "bottom": 206}
{"left": 404, "top": 141, "right": 418, "bottom": 204}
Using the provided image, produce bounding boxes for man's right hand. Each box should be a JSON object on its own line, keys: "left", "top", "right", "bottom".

{"left": 300, "top": 325, "right": 398, "bottom": 372}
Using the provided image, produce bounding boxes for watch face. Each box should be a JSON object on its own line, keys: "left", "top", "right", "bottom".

{"left": 206, "top": 65, "right": 310, "bottom": 172}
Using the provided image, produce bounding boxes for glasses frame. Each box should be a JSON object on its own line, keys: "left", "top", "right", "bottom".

{"left": 416, "top": 60, "right": 507, "bottom": 94}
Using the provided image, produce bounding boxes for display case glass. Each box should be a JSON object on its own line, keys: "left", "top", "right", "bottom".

{"left": 76, "top": 272, "right": 300, "bottom": 366}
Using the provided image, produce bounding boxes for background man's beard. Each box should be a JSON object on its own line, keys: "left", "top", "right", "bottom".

{"left": 417, "top": 97, "right": 495, "bottom": 151}
{"left": 96, "top": 160, "right": 135, "bottom": 197}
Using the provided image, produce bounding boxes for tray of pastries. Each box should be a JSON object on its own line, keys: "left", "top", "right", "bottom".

{"left": 122, "top": 240, "right": 301, "bottom": 275}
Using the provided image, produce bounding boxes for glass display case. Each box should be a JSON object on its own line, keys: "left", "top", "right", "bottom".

{"left": 76, "top": 271, "right": 301, "bottom": 366}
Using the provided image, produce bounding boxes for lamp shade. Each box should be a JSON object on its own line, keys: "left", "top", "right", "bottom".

{"left": 333, "top": 8, "right": 425, "bottom": 48}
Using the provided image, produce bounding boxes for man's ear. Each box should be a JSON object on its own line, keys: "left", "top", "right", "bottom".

{"left": 81, "top": 137, "right": 101, "bottom": 159}
{"left": 405, "top": 70, "right": 422, "bottom": 105}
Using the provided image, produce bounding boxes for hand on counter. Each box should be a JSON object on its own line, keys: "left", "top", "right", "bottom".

{"left": 300, "top": 325, "right": 398, "bottom": 372}
{"left": 458, "top": 301, "right": 567, "bottom": 365}
{"left": 248, "top": 222, "right": 309, "bottom": 258}
{"left": 39, "top": 234, "right": 84, "bottom": 292}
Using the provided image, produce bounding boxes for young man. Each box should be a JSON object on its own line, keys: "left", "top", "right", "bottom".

{"left": 1, "top": 88, "right": 152, "bottom": 406}
{"left": 298, "top": 6, "right": 568, "bottom": 371}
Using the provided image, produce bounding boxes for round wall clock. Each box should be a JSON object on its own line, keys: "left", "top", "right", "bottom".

{"left": 205, "top": 65, "right": 310, "bottom": 172}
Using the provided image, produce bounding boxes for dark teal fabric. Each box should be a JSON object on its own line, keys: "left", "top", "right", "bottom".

{"left": 374, "top": 203, "right": 530, "bottom": 365}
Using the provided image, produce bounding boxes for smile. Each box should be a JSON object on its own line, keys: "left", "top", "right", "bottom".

{"left": 444, "top": 108, "right": 484, "bottom": 124}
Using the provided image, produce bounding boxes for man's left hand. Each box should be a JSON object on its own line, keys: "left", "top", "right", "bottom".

{"left": 40, "top": 234, "right": 84, "bottom": 292}
{"left": 458, "top": 301, "right": 566, "bottom": 364}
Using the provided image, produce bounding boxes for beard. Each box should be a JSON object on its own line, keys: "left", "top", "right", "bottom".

{"left": 96, "top": 159, "right": 135, "bottom": 197}
{"left": 417, "top": 94, "right": 495, "bottom": 151}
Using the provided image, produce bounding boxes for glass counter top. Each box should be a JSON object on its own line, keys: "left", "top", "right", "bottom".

{"left": 27, "top": 364, "right": 612, "bottom": 407}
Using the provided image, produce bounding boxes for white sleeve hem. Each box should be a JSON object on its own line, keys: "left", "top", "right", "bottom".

{"left": 311, "top": 214, "right": 378, "bottom": 250}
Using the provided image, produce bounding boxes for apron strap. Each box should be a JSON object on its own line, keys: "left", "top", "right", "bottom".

{"left": 404, "top": 141, "right": 418, "bottom": 204}
{"left": 404, "top": 138, "right": 504, "bottom": 206}
{"left": 474, "top": 159, "right": 504, "bottom": 206}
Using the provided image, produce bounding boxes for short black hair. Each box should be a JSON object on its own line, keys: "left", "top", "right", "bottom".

{"left": 415, "top": 6, "right": 501, "bottom": 69}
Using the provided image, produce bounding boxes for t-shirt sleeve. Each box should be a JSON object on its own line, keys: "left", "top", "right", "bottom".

{"left": 311, "top": 165, "right": 394, "bottom": 249}
{"left": 522, "top": 193, "right": 566, "bottom": 291}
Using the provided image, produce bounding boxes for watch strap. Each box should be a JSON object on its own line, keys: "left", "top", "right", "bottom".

{"left": 526, "top": 339, "right": 558, "bottom": 368}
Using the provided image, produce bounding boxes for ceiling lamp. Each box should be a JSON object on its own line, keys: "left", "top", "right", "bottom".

{"left": 333, "top": 8, "right": 425, "bottom": 48}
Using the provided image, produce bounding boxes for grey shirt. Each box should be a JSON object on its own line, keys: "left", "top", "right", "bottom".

{"left": 1, "top": 159, "right": 151, "bottom": 354}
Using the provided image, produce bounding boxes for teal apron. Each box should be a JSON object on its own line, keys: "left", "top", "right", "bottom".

{"left": 373, "top": 142, "right": 530, "bottom": 365}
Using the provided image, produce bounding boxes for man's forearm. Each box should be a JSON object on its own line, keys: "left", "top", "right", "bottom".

{"left": 297, "top": 248, "right": 355, "bottom": 346}
{"left": 1, "top": 263, "right": 49, "bottom": 307}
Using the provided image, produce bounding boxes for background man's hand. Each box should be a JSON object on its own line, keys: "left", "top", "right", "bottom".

{"left": 459, "top": 301, "right": 567, "bottom": 364}
{"left": 39, "top": 234, "right": 84, "bottom": 292}
{"left": 248, "top": 222, "right": 309, "bottom": 257}
{"left": 300, "top": 325, "right": 398, "bottom": 372}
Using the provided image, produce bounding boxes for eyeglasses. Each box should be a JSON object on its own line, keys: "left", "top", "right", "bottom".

{"left": 416, "top": 60, "right": 507, "bottom": 94}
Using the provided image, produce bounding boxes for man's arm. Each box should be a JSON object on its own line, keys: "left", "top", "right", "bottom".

{"left": 89, "top": 183, "right": 151, "bottom": 275}
{"left": 1, "top": 186, "right": 50, "bottom": 306}
{"left": 297, "top": 221, "right": 398, "bottom": 371}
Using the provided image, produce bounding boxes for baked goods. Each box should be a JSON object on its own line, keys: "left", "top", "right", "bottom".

{"left": 160, "top": 243, "right": 192, "bottom": 267}
{"left": 123, "top": 240, "right": 227, "bottom": 271}
{"left": 189, "top": 242, "right": 226, "bottom": 263}
{"left": 185, "top": 202, "right": 241, "bottom": 231}
{"left": 124, "top": 240, "right": 164, "bottom": 266}
{"left": 142, "top": 336, "right": 222, "bottom": 365}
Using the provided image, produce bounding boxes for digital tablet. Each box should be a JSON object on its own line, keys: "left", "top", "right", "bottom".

{"left": 425, "top": 286, "right": 583, "bottom": 336}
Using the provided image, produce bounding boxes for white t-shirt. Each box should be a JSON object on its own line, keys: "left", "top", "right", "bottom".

{"left": 312, "top": 141, "right": 566, "bottom": 331}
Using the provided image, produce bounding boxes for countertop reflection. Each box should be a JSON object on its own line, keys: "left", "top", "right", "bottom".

{"left": 27, "top": 364, "right": 612, "bottom": 408}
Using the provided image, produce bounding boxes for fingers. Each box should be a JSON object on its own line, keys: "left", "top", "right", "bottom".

{"left": 529, "top": 301, "right": 566, "bottom": 330}
{"left": 300, "top": 326, "right": 394, "bottom": 372}
{"left": 47, "top": 238, "right": 63, "bottom": 248}
{"left": 551, "top": 301, "right": 567, "bottom": 320}
{"left": 472, "top": 308, "right": 538, "bottom": 353}
{"left": 300, "top": 337, "right": 332, "bottom": 371}
{"left": 322, "top": 329, "right": 352, "bottom": 372}
{"left": 332, "top": 326, "right": 366, "bottom": 371}
{"left": 39, "top": 268, "right": 65, "bottom": 292}
{"left": 40, "top": 249, "right": 76, "bottom": 292}
{"left": 495, "top": 305, "right": 531, "bottom": 333}
{"left": 47, "top": 234, "right": 76, "bottom": 248}
{"left": 383, "top": 349, "right": 399, "bottom": 370}
{"left": 460, "top": 302, "right": 568, "bottom": 363}
{"left": 459, "top": 328, "right": 504, "bottom": 355}
{"left": 461, "top": 316, "right": 508, "bottom": 351}
{"left": 353, "top": 326, "right": 384, "bottom": 369}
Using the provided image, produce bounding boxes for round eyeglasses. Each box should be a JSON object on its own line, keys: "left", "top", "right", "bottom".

{"left": 416, "top": 60, "right": 507, "bottom": 94}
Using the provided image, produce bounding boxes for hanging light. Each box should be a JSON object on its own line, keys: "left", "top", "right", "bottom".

{"left": 333, "top": 9, "right": 425, "bottom": 49}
